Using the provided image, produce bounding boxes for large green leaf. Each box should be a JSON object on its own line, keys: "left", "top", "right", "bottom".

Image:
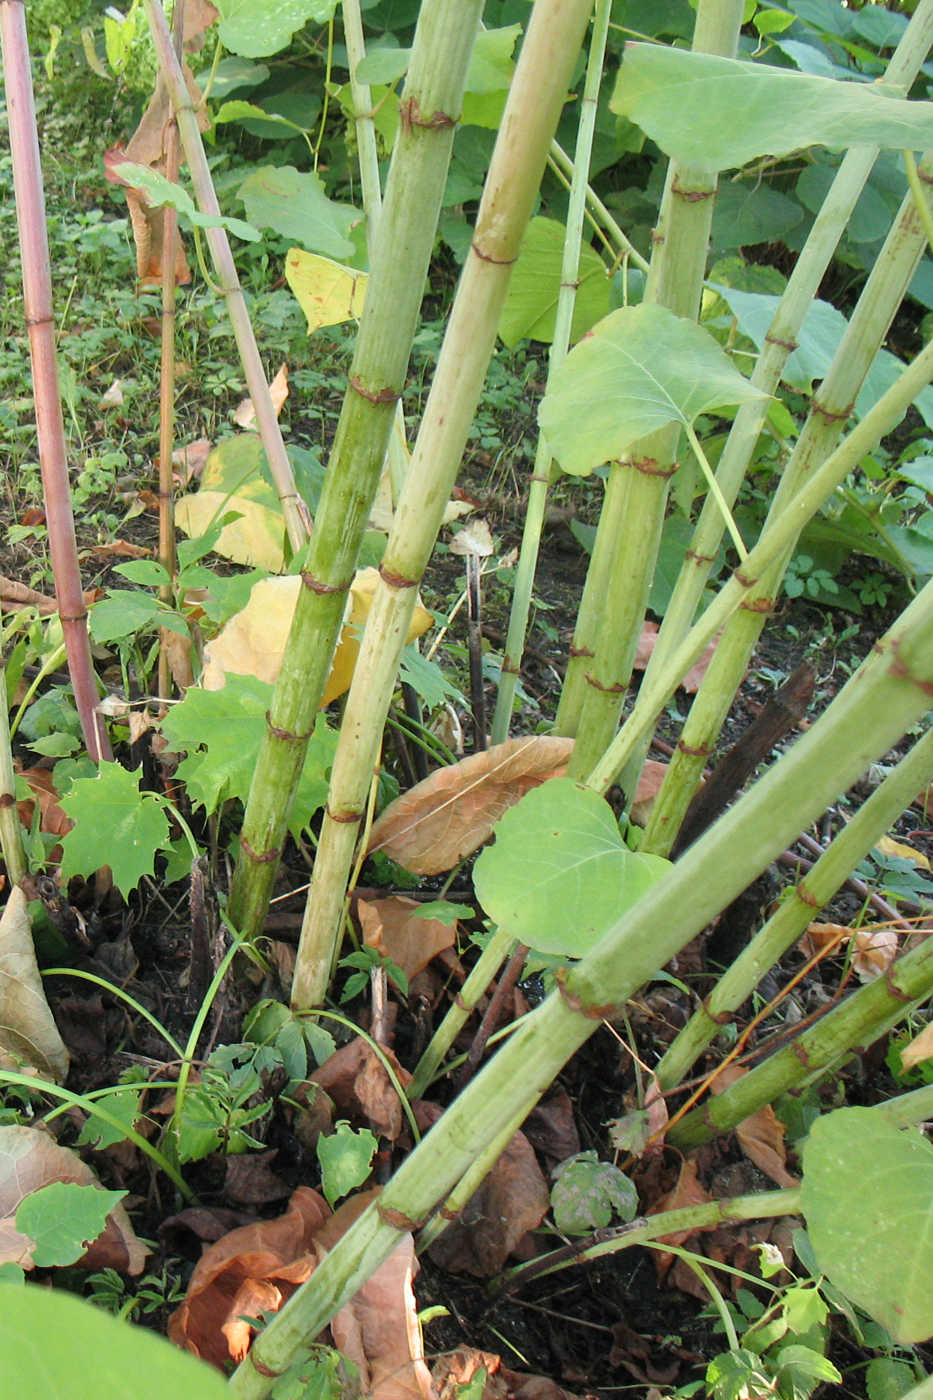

{"left": 237, "top": 166, "right": 356, "bottom": 259}
{"left": 0, "top": 1283, "right": 228, "bottom": 1400}
{"left": 711, "top": 284, "right": 933, "bottom": 428}
{"left": 499, "top": 217, "right": 610, "bottom": 349}
{"left": 802, "top": 1108, "right": 933, "bottom": 1344}
{"left": 612, "top": 45, "right": 933, "bottom": 168}
{"left": 213, "top": 0, "right": 336, "bottom": 58}
{"left": 539, "top": 304, "right": 766, "bottom": 476}
{"left": 473, "top": 779, "right": 670, "bottom": 956}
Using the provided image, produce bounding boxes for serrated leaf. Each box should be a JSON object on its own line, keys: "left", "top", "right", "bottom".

{"left": 612, "top": 45, "right": 933, "bottom": 168}
{"left": 213, "top": 0, "right": 336, "bottom": 58}
{"left": 285, "top": 248, "right": 368, "bottom": 333}
{"left": 473, "top": 778, "right": 671, "bottom": 956}
{"left": 237, "top": 166, "right": 356, "bottom": 259}
{"left": 316, "top": 1121, "right": 377, "bottom": 1207}
{"left": 550, "top": 1152, "right": 638, "bottom": 1235}
{"left": 539, "top": 303, "right": 766, "bottom": 476}
{"left": 16, "top": 1183, "right": 127, "bottom": 1267}
{"left": 59, "top": 764, "right": 170, "bottom": 898}
{"left": 802, "top": 1108, "right": 933, "bottom": 1343}
{"left": 499, "top": 217, "right": 610, "bottom": 349}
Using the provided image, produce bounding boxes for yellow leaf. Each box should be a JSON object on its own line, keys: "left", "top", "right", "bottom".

{"left": 875, "top": 835, "right": 931, "bottom": 870}
{"left": 233, "top": 362, "right": 289, "bottom": 429}
{"left": 176, "top": 491, "right": 286, "bottom": 571}
{"left": 286, "top": 249, "right": 368, "bottom": 333}
{"left": 901, "top": 1020, "right": 933, "bottom": 1071}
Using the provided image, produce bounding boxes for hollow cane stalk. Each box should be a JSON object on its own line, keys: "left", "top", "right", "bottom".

{"left": 0, "top": 0, "right": 111, "bottom": 763}
{"left": 668, "top": 929, "right": 933, "bottom": 1152}
{"left": 490, "top": 0, "right": 612, "bottom": 745}
{"left": 562, "top": 0, "right": 744, "bottom": 777}
{"left": 288, "top": 0, "right": 595, "bottom": 1012}
{"left": 656, "top": 724, "right": 933, "bottom": 1091}
{"left": 227, "top": 0, "right": 484, "bottom": 940}
{"left": 0, "top": 665, "right": 26, "bottom": 885}
{"left": 586, "top": 334, "right": 933, "bottom": 793}
{"left": 143, "top": 0, "right": 308, "bottom": 553}
{"left": 230, "top": 579, "right": 933, "bottom": 1400}
{"left": 640, "top": 153, "right": 933, "bottom": 853}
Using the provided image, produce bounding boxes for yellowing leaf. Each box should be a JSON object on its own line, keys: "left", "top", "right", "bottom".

{"left": 0, "top": 887, "right": 69, "bottom": 1083}
{"left": 201, "top": 568, "right": 432, "bottom": 707}
{"left": 286, "top": 248, "right": 368, "bottom": 333}
{"left": 900, "top": 1020, "right": 933, "bottom": 1072}
{"left": 175, "top": 436, "right": 287, "bottom": 571}
{"left": 875, "top": 835, "right": 931, "bottom": 870}
{"left": 233, "top": 362, "right": 289, "bottom": 428}
{"left": 366, "top": 736, "right": 575, "bottom": 876}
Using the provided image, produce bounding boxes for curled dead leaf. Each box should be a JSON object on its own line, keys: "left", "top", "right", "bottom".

{"left": 367, "top": 735, "right": 575, "bottom": 876}
{"left": 311, "top": 1038, "right": 411, "bottom": 1142}
{"left": 356, "top": 894, "right": 456, "bottom": 981}
{"left": 711, "top": 1065, "right": 798, "bottom": 1189}
{"left": 852, "top": 927, "right": 899, "bottom": 983}
{"left": 0, "top": 887, "right": 70, "bottom": 1082}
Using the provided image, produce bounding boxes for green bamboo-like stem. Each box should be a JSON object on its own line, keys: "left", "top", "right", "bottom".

{"left": 226, "top": 0, "right": 484, "bottom": 940}
{"left": 491, "top": 0, "right": 612, "bottom": 745}
{"left": 639, "top": 156, "right": 933, "bottom": 852}
{"left": 406, "top": 922, "right": 515, "bottom": 1100}
{"left": 0, "top": 665, "right": 27, "bottom": 884}
{"left": 416, "top": 1102, "right": 529, "bottom": 1251}
{"left": 656, "top": 725, "right": 933, "bottom": 1091}
{"left": 156, "top": 0, "right": 184, "bottom": 703}
{"left": 230, "top": 582, "right": 933, "bottom": 1399}
{"left": 668, "top": 931, "right": 933, "bottom": 1152}
{"left": 638, "top": 0, "right": 933, "bottom": 685}
{"left": 586, "top": 334, "right": 933, "bottom": 793}
{"left": 342, "top": 0, "right": 383, "bottom": 248}
{"left": 560, "top": 0, "right": 743, "bottom": 766}
{"left": 0, "top": 0, "right": 111, "bottom": 764}
{"left": 289, "top": 0, "right": 595, "bottom": 1011}
{"left": 143, "top": 0, "right": 308, "bottom": 553}
{"left": 549, "top": 137, "right": 650, "bottom": 275}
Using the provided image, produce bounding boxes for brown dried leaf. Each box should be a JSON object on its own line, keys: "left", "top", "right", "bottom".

{"left": 424, "top": 1114, "right": 549, "bottom": 1277}
{"left": 312, "top": 1038, "right": 411, "bottom": 1141}
{"left": 167, "top": 1185, "right": 329, "bottom": 1368}
{"left": 82, "top": 539, "right": 152, "bottom": 560}
{"left": 711, "top": 1066, "right": 798, "bottom": 1189}
{"left": 234, "top": 363, "right": 289, "bottom": 428}
{"left": 799, "top": 921, "right": 851, "bottom": 958}
{"left": 0, "top": 887, "right": 70, "bottom": 1082}
{"left": 331, "top": 1230, "right": 433, "bottom": 1400}
{"left": 523, "top": 1088, "right": 581, "bottom": 1166}
{"left": 900, "top": 1019, "right": 933, "bottom": 1072}
{"left": 634, "top": 621, "right": 722, "bottom": 693}
{"left": 629, "top": 760, "right": 672, "bottom": 828}
{"left": 17, "top": 768, "right": 72, "bottom": 839}
{"left": 0, "top": 1124, "right": 148, "bottom": 1273}
{"left": 647, "top": 1158, "right": 712, "bottom": 1281}
{"left": 161, "top": 627, "right": 195, "bottom": 691}
{"left": 852, "top": 927, "right": 899, "bottom": 983}
{"left": 172, "top": 437, "right": 213, "bottom": 486}
{"left": 357, "top": 895, "right": 456, "bottom": 981}
{"left": 223, "top": 1150, "right": 290, "bottom": 1206}
{"left": 367, "top": 736, "right": 575, "bottom": 876}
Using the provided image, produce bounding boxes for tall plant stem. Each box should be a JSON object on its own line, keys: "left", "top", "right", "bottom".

{"left": 342, "top": 0, "right": 382, "bottom": 244}
{"left": 656, "top": 725, "right": 933, "bottom": 1090}
{"left": 640, "top": 151, "right": 933, "bottom": 855}
{"left": 668, "top": 929, "right": 933, "bottom": 1152}
{"left": 561, "top": 0, "right": 743, "bottom": 777}
{"left": 0, "top": 665, "right": 27, "bottom": 884}
{"left": 143, "top": 0, "right": 308, "bottom": 553}
{"left": 586, "top": 334, "right": 933, "bottom": 794}
{"left": 0, "top": 0, "right": 111, "bottom": 764}
{"left": 227, "top": 0, "right": 484, "bottom": 941}
{"left": 549, "top": 138, "right": 650, "bottom": 275}
{"left": 631, "top": 0, "right": 933, "bottom": 701}
{"left": 230, "top": 582, "right": 933, "bottom": 1399}
{"left": 288, "top": 0, "right": 595, "bottom": 1012}
{"left": 490, "top": 0, "right": 612, "bottom": 745}
{"left": 407, "top": 923, "right": 515, "bottom": 1100}
{"left": 157, "top": 0, "right": 184, "bottom": 702}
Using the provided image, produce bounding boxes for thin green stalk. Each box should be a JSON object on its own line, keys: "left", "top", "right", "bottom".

{"left": 587, "top": 334, "right": 933, "bottom": 793}
{"left": 0, "top": 666, "right": 27, "bottom": 884}
{"left": 640, "top": 151, "right": 933, "bottom": 853}
{"left": 407, "top": 923, "right": 515, "bottom": 1100}
{"left": 143, "top": 0, "right": 308, "bottom": 553}
{"left": 617, "top": 0, "right": 933, "bottom": 797}
{"left": 43, "top": 967, "right": 186, "bottom": 1061}
{"left": 561, "top": 0, "right": 743, "bottom": 771}
{"left": 668, "top": 930, "right": 933, "bottom": 1152}
{"left": 655, "top": 724, "right": 933, "bottom": 1090}
{"left": 230, "top": 580, "right": 933, "bottom": 1400}
{"left": 491, "top": 0, "right": 613, "bottom": 745}
{"left": 549, "top": 137, "right": 650, "bottom": 274}
{"left": 342, "top": 0, "right": 383, "bottom": 247}
{"left": 227, "top": 0, "right": 484, "bottom": 943}
{"left": 289, "top": 0, "right": 595, "bottom": 1011}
